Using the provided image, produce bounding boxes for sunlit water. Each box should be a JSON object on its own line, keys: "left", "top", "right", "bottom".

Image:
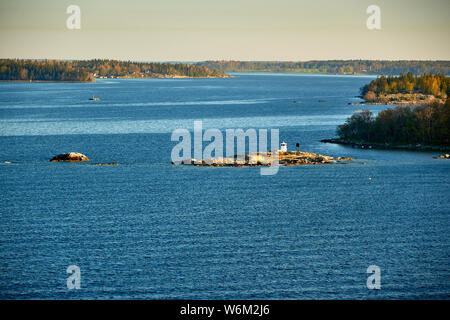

{"left": 0, "top": 74, "right": 448, "bottom": 299}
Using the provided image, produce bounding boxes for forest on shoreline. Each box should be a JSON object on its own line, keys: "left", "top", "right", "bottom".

{"left": 196, "top": 60, "right": 450, "bottom": 76}
{"left": 337, "top": 73, "right": 450, "bottom": 147}
{"left": 336, "top": 98, "right": 450, "bottom": 147}
{"left": 361, "top": 73, "right": 449, "bottom": 102}
{"left": 0, "top": 59, "right": 229, "bottom": 82}
{"left": 3, "top": 59, "right": 449, "bottom": 82}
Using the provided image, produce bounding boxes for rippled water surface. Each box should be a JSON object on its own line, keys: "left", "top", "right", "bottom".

{"left": 0, "top": 74, "right": 449, "bottom": 299}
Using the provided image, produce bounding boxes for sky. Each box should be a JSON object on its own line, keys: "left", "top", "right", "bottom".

{"left": 0, "top": 0, "right": 449, "bottom": 61}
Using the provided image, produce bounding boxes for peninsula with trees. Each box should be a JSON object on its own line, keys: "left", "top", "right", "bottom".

{"left": 0, "top": 59, "right": 230, "bottom": 82}
{"left": 323, "top": 73, "right": 450, "bottom": 151}
{"left": 357, "top": 73, "right": 449, "bottom": 106}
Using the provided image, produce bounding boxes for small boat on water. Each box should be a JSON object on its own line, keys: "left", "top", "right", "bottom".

{"left": 89, "top": 96, "right": 100, "bottom": 101}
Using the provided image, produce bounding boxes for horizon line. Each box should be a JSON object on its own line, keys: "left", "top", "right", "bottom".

{"left": 1, "top": 58, "right": 450, "bottom": 63}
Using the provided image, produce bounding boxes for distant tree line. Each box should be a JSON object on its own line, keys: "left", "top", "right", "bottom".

{"left": 337, "top": 98, "right": 450, "bottom": 146}
{"left": 0, "top": 59, "right": 229, "bottom": 82}
{"left": 361, "top": 73, "right": 449, "bottom": 100}
{"left": 0, "top": 59, "right": 94, "bottom": 82}
{"left": 196, "top": 60, "right": 450, "bottom": 75}
{"left": 76, "top": 59, "right": 228, "bottom": 78}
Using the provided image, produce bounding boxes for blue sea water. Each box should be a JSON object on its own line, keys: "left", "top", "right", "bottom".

{"left": 0, "top": 74, "right": 448, "bottom": 299}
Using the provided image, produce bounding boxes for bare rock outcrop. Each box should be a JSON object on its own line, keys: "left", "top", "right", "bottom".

{"left": 433, "top": 154, "right": 450, "bottom": 159}
{"left": 50, "top": 152, "right": 89, "bottom": 162}
{"left": 173, "top": 151, "right": 352, "bottom": 167}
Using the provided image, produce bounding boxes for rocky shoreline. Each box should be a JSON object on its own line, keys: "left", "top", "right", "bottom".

{"left": 349, "top": 93, "right": 445, "bottom": 107}
{"left": 433, "top": 154, "right": 450, "bottom": 159}
{"left": 173, "top": 151, "right": 352, "bottom": 167}
{"left": 321, "top": 138, "right": 450, "bottom": 152}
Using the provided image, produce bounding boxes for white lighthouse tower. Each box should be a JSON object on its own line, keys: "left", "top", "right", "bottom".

{"left": 280, "top": 142, "right": 287, "bottom": 152}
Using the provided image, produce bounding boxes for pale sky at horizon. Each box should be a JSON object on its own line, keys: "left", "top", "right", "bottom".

{"left": 0, "top": 0, "right": 449, "bottom": 61}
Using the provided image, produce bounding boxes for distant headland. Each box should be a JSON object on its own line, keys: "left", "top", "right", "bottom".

{"left": 196, "top": 60, "right": 450, "bottom": 76}
{"left": 0, "top": 59, "right": 231, "bottom": 82}
{"left": 323, "top": 73, "right": 450, "bottom": 152}
{"left": 351, "top": 73, "right": 448, "bottom": 106}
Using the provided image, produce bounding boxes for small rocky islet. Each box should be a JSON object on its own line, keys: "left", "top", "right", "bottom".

{"left": 433, "top": 154, "right": 450, "bottom": 159}
{"left": 173, "top": 150, "right": 352, "bottom": 167}
{"left": 50, "top": 152, "right": 89, "bottom": 162}
{"left": 49, "top": 152, "right": 118, "bottom": 165}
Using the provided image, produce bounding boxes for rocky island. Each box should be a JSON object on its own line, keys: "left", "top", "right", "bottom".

{"left": 353, "top": 73, "right": 448, "bottom": 106}
{"left": 50, "top": 152, "right": 89, "bottom": 162}
{"left": 174, "top": 150, "right": 352, "bottom": 167}
{"left": 433, "top": 154, "right": 450, "bottom": 159}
